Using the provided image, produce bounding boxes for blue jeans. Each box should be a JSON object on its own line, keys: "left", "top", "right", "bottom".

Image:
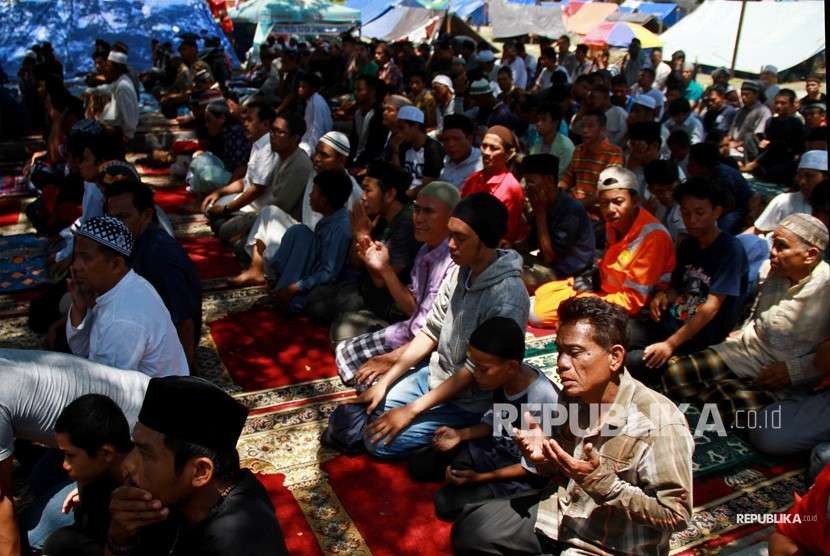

{"left": 364, "top": 366, "right": 483, "bottom": 458}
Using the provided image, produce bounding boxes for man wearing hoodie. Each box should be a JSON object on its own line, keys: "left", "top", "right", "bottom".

{"left": 355, "top": 193, "right": 530, "bottom": 458}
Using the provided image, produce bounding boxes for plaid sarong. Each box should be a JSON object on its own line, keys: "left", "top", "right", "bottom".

{"left": 661, "top": 348, "right": 775, "bottom": 427}
{"left": 335, "top": 328, "right": 392, "bottom": 387}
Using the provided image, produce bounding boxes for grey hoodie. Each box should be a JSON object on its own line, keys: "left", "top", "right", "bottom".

{"left": 422, "top": 249, "right": 530, "bottom": 412}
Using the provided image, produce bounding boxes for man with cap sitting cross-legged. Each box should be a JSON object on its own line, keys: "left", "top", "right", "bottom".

{"left": 65, "top": 216, "right": 188, "bottom": 377}
{"left": 105, "top": 376, "right": 288, "bottom": 555}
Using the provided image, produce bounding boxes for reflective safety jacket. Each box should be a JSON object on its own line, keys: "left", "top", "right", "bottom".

{"left": 599, "top": 208, "right": 675, "bottom": 315}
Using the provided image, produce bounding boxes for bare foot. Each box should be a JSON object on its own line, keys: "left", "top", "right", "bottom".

{"left": 229, "top": 268, "right": 267, "bottom": 286}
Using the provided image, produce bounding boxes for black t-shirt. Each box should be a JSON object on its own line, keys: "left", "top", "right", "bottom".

{"left": 664, "top": 232, "right": 748, "bottom": 349}
{"left": 135, "top": 470, "right": 288, "bottom": 556}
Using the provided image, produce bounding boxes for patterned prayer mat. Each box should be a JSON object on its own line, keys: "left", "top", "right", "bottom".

{"left": 0, "top": 234, "right": 51, "bottom": 293}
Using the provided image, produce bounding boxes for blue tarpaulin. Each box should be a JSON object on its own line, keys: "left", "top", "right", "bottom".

{"left": 621, "top": 1, "right": 681, "bottom": 28}
{"left": 0, "top": 0, "right": 238, "bottom": 78}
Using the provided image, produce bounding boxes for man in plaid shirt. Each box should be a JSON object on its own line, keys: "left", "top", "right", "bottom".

{"left": 453, "top": 297, "right": 693, "bottom": 555}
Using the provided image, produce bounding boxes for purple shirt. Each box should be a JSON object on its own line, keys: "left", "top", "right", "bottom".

{"left": 384, "top": 240, "right": 455, "bottom": 348}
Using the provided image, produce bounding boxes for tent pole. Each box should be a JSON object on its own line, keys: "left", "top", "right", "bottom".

{"left": 729, "top": 0, "right": 747, "bottom": 73}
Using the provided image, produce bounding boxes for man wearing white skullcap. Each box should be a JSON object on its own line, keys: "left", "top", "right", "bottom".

{"left": 230, "top": 132, "right": 362, "bottom": 286}
{"left": 752, "top": 150, "right": 828, "bottom": 237}
{"left": 431, "top": 74, "right": 455, "bottom": 132}
{"left": 97, "top": 49, "right": 138, "bottom": 139}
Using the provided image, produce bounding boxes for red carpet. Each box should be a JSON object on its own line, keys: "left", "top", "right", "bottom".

{"left": 153, "top": 186, "right": 190, "bottom": 214}
{"left": 323, "top": 455, "right": 452, "bottom": 556}
{"left": 0, "top": 199, "right": 20, "bottom": 226}
{"left": 256, "top": 473, "right": 323, "bottom": 555}
{"left": 210, "top": 309, "right": 338, "bottom": 390}
{"left": 180, "top": 235, "right": 240, "bottom": 279}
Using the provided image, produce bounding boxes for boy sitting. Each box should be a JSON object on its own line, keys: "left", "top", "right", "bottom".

{"left": 43, "top": 394, "right": 133, "bottom": 555}
{"left": 407, "top": 318, "right": 558, "bottom": 521}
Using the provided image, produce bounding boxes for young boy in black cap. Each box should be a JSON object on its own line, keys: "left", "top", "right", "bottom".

{"left": 408, "top": 317, "right": 559, "bottom": 521}
{"left": 43, "top": 395, "right": 134, "bottom": 555}
{"left": 106, "top": 376, "right": 288, "bottom": 555}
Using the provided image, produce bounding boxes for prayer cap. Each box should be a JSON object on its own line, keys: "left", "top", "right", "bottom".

{"left": 778, "top": 213, "right": 828, "bottom": 252}
{"left": 138, "top": 376, "right": 249, "bottom": 453}
{"left": 803, "top": 102, "right": 826, "bottom": 113}
{"left": 75, "top": 216, "right": 133, "bottom": 257}
{"left": 107, "top": 51, "right": 128, "bottom": 65}
{"left": 468, "top": 78, "right": 493, "bottom": 96}
{"left": 469, "top": 317, "right": 525, "bottom": 362}
{"left": 485, "top": 125, "right": 516, "bottom": 150}
{"left": 385, "top": 94, "right": 412, "bottom": 108}
{"left": 206, "top": 100, "right": 231, "bottom": 116}
{"left": 799, "top": 150, "right": 828, "bottom": 172}
{"left": 398, "top": 105, "right": 425, "bottom": 124}
{"left": 597, "top": 166, "right": 638, "bottom": 193}
{"left": 741, "top": 80, "right": 761, "bottom": 93}
{"left": 631, "top": 94, "right": 657, "bottom": 110}
{"left": 418, "top": 181, "right": 460, "bottom": 210}
{"left": 760, "top": 65, "right": 778, "bottom": 75}
{"left": 451, "top": 192, "right": 507, "bottom": 248}
{"left": 432, "top": 74, "right": 454, "bottom": 94}
{"left": 476, "top": 50, "right": 496, "bottom": 63}
{"left": 521, "top": 153, "right": 559, "bottom": 178}
{"left": 320, "top": 131, "right": 351, "bottom": 157}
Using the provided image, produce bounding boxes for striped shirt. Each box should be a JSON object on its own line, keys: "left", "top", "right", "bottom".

{"left": 534, "top": 370, "right": 694, "bottom": 555}
{"left": 559, "top": 138, "right": 624, "bottom": 199}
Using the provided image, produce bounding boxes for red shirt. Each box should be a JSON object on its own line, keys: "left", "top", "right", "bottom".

{"left": 776, "top": 464, "right": 830, "bottom": 552}
{"left": 460, "top": 169, "right": 527, "bottom": 243}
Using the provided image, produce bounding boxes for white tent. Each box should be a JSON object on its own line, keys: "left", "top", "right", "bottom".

{"left": 660, "top": 0, "right": 825, "bottom": 73}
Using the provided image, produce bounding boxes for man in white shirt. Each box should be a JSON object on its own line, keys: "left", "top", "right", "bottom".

{"left": 65, "top": 216, "right": 188, "bottom": 377}
{"left": 431, "top": 74, "right": 456, "bottom": 133}
{"left": 202, "top": 101, "right": 280, "bottom": 241}
{"left": 298, "top": 72, "right": 333, "bottom": 157}
{"left": 665, "top": 97, "right": 705, "bottom": 145}
{"left": 499, "top": 42, "right": 527, "bottom": 90}
{"left": 749, "top": 150, "right": 828, "bottom": 238}
{"left": 630, "top": 67, "right": 665, "bottom": 119}
{"left": 589, "top": 83, "right": 628, "bottom": 147}
{"left": 650, "top": 48, "right": 672, "bottom": 92}
{"left": 98, "top": 51, "right": 138, "bottom": 140}
{"left": 439, "top": 114, "right": 483, "bottom": 188}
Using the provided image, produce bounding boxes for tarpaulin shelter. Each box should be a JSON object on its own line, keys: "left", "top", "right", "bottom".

{"left": 565, "top": 2, "right": 619, "bottom": 35}
{"left": 488, "top": 0, "right": 567, "bottom": 39}
{"left": 345, "top": 0, "right": 395, "bottom": 25}
{"left": 0, "top": 0, "right": 238, "bottom": 77}
{"left": 605, "top": 12, "right": 660, "bottom": 35}
{"left": 660, "top": 0, "right": 825, "bottom": 73}
{"left": 621, "top": 1, "right": 681, "bottom": 29}
{"left": 583, "top": 21, "right": 662, "bottom": 48}
{"left": 362, "top": 6, "right": 492, "bottom": 47}
{"left": 230, "top": 0, "right": 360, "bottom": 37}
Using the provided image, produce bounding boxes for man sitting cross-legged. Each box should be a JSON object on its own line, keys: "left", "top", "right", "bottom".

{"left": 662, "top": 213, "right": 830, "bottom": 427}
{"left": 452, "top": 297, "right": 694, "bottom": 555}
{"left": 229, "top": 131, "right": 361, "bottom": 286}
{"left": 626, "top": 177, "right": 749, "bottom": 382}
{"left": 531, "top": 166, "right": 675, "bottom": 327}
{"left": 267, "top": 169, "right": 355, "bottom": 313}
{"left": 407, "top": 317, "right": 558, "bottom": 521}
{"left": 332, "top": 181, "right": 459, "bottom": 388}
{"left": 329, "top": 193, "right": 529, "bottom": 458}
